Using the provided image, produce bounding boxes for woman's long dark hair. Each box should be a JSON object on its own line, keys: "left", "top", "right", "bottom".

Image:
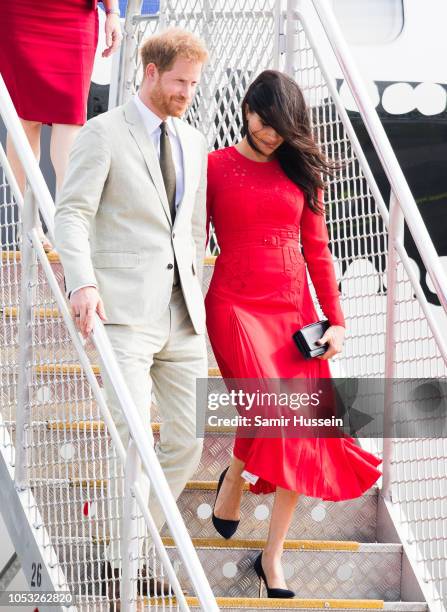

{"left": 241, "top": 70, "right": 337, "bottom": 214}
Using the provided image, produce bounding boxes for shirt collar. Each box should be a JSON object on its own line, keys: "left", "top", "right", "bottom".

{"left": 133, "top": 94, "right": 177, "bottom": 138}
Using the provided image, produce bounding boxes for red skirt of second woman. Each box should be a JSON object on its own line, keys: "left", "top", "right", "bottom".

{"left": 0, "top": 0, "right": 99, "bottom": 125}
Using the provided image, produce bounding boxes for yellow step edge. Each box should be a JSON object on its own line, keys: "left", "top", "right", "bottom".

{"left": 35, "top": 364, "right": 101, "bottom": 375}
{"left": 2, "top": 306, "right": 61, "bottom": 319}
{"left": 185, "top": 480, "right": 249, "bottom": 491}
{"left": 3, "top": 250, "right": 217, "bottom": 266}
{"left": 32, "top": 400, "right": 97, "bottom": 411}
{"left": 2, "top": 251, "right": 21, "bottom": 262}
{"left": 47, "top": 420, "right": 105, "bottom": 432}
{"left": 35, "top": 363, "right": 221, "bottom": 377}
{"left": 84, "top": 534, "right": 362, "bottom": 553}
{"left": 2, "top": 250, "right": 60, "bottom": 263}
{"left": 45, "top": 420, "right": 233, "bottom": 434}
{"left": 32, "top": 475, "right": 240, "bottom": 492}
{"left": 47, "top": 420, "right": 157, "bottom": 434}
{"left": 162, "top": 537, "right": 360, "bottom": 552}
{"left": 70, "top": 478, "right": 106, "bottom": 487}
{"left": 169, "top": 598, "right": 384, "bottom": 610}
{"left": 90, "top": 538, "right": 361, "bottom": 552}
{"left": 42, "top": 477, "right": 108, "bottom": 488}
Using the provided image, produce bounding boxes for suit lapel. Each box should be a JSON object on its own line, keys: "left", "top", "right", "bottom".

{"left": 123, "top": 100, "right": 172, "bottom": 227}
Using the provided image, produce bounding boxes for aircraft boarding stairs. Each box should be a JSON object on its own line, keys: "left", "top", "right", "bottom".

{"left": 1, "top": 1, "right": 447, "bottom": 610}
{"left": 0, "top": 252, "right": 432, "bottom": 612}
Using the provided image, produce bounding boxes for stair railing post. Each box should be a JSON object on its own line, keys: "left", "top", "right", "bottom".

{"left": 285, "top": 0, "right": 299, "bottom": 77}
{"left": 14, "top": 185, "right": 39, "bottom": 490}
{"left": 121, "top": 440, "right": 142, "bottom": 612}
{"left": 272, "top": 0, "right": 284, "bottom": 71}
{"left": 382, "top": 193, "right": 403, "bottom": 501}
{"left": 116, "top": 0, "right": 144, "bottom": 106}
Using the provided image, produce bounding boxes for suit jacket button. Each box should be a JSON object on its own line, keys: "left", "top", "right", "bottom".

{"left": 167, "top": 263, "right": 174, "bottom": 269}
{"left": 172, "top": 232, "right": 176, "bottom": 239}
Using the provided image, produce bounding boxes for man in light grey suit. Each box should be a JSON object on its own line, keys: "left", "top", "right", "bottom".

{"left": 54, "top": 28, "right": 209, "bottom": 599}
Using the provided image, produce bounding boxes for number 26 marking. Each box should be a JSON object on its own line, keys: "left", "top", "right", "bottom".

{"left": 31, "top": 562, "right": 42, "bottom": 587}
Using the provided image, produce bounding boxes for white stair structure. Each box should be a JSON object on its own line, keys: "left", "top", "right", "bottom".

{"left": 1, "top": 1, "right": 447, "bottom": 611}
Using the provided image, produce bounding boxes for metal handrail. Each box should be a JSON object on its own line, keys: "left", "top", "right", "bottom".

{"left": 288, "top": 0, "right": 447, "bottom": 367}
{"left": 0, "top": 74, "right": 219, "bottom": 611}
{"left": 291, "top": 3, "right": 447, "bottom": 610}
{"left": 308, "top": 0, "right": 447, "bottom": 318}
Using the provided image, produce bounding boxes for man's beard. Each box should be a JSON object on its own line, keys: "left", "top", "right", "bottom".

{"left": 150, "top": 83, "right": 188, "bottom": 117}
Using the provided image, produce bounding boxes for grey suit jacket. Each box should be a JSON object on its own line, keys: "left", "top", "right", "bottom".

{"left": 54, "top": 99, "right": 208, "bottom": 334}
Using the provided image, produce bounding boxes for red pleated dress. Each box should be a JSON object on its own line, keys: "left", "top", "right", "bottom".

{"left": 205, "top": 146, "right": 382, "bottom": 500}
{"left": 0, "top": 0, "right": 99, "bottom": 125}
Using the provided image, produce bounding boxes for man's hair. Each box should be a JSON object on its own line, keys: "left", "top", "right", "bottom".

{"left": 140, "top": 27, "right": 208, "bottom": 74}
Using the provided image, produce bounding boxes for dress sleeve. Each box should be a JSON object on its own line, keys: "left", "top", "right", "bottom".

{"left": 300, "top": 190, "right": 345, "bottom": 328}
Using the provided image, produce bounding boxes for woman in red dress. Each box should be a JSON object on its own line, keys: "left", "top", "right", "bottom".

{"left": 0, "top": 0, "right": 122, "bottom": 250}
{"left": 205, "top": 70, "right": 382, "bottom": 598}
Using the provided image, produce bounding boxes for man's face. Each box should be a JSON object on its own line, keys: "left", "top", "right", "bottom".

{"left": 148, "top": 57, "right": 202, "bottom": 117}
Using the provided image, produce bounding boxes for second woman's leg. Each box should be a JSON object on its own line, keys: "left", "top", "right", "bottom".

{"left": 261, "top": 486, "right": 300, "bottom": 589}
{"left": 50, "top": 123, "right": 81, "bottom": 194}
{"left": 6, "top": 119, "right": 53, "bottom": 250}
{"left": 6, "top": 119, "right": 42, "bottom": 194}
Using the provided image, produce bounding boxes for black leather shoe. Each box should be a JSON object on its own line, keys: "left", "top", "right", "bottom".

{"left": 253, "top": 552, "right": 295, "bottom": 598}
{"left": 212, "top": 466, "right": 240, "bottom": 539}
{"left": 100, "top": 560, "right": 175, "bottom": 605}
{"left": 137, "top": 565, "right": 174, "bottom": 597}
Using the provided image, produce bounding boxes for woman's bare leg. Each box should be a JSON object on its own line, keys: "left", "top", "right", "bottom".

{"left": 213, "top": 456, "right": 246, "bottom": 520}
{"left": 6, "top": 119, "right": 42, "bottom": 194}
{"left": 50, "top": 123, "right": 81, "bottom": 194}
{"left": 6, "top": 120, "right": 54, "bottom": 249}
{"left": 261, "top": 486, "right": 300, "bottom": 589}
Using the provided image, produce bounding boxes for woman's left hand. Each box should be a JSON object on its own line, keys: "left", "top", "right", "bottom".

{"left": 102, "top": 14, "right": 122, "bottom": 58}
{"left": 316, "top": 325, "right": 345, "bottom": 360}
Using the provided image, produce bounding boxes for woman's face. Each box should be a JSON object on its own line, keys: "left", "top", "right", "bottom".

{"left": 245, "top": 109, "right": 284, "bottom": 156}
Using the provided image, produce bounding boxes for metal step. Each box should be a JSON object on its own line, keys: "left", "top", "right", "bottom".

{"left": 0, "top": 254, "right": 218, "bottom": 368}
{"left": 72, "top": 595, "right": 429, "bottom": 611}
{"left": 6, "top": 361, "right": 221, "bottom": 380}
{"left": 8, "top": 418, "right": 378, "bottom": 532}
{"left": 6, "top": 419, "right": 232, "bottom": 481}
{"left": 0, "top": 363, "right": 221, "bottom": 414}
{"left": 186, "top": 598, "right": 429, "bottom": 611}
{"left": 1, "top": 250, "right": 65, "bottom": 304}
{"left": 29, "top": 471, "right": 378, "bottom": 543}
{"left": 163, "top": 481, "right": 378, "bottom": 543}
{"left": 0, "top": 306, "right": 219, "bottom": 370}
{"left": 0, "top": 252, "right": 216, "bottom": 297}
{"left": 57, "top": 537, "right": 403, "bottom": 601}
{"left": 163, "top": 538, "right": 403, "bottom": 601}
{"left": 2, "top": 252, "right": 411, "bottom": 609}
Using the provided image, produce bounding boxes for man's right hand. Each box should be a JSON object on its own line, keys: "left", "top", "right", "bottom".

{"left": 70, "top": 287, "right": 108, "bottom": 339}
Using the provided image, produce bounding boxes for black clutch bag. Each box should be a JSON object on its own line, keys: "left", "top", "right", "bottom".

{"left": 292, "top": 320, "right": 330, "bottom": 359}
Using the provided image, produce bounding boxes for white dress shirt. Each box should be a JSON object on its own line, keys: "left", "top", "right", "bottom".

{"left": 133, "top": 93, "right": 185, "bottom": 208}
{"left": 70, "top": 94, "right": 185, "bottom": 298}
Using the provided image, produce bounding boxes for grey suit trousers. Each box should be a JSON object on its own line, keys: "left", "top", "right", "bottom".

{"left": 100, "top": 284, "right": 207, "bottom": 568}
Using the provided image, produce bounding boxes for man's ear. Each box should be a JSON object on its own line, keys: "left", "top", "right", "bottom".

{"left": 145, "top": 62, "right": 158, "bottom": 82}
